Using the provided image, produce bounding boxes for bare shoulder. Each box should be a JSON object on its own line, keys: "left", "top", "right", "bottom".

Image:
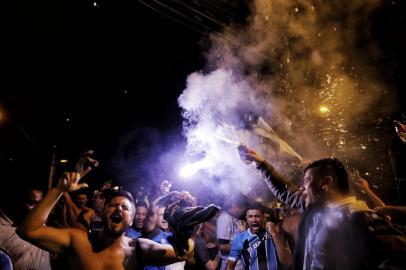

{"left": 68, "top": 228, "right": 92, "bottom": 247}
{"left": 85, "top": 207, "right": 95, "bottom": 214}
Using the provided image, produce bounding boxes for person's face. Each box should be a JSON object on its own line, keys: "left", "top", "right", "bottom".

{"left": 246, "top": 209, "right": 265, "bottom": 234}
{"left": 25, "top": 189, "right": 43, "bottom": 210}
{"left": 76, "top": 194, "right": 88, "bottom": 208}
{"left": 303, "top": 168, "right": 324, "bottom": 207}
{"left": 157, "top": 207, "right": 169, "bottom": 231}
{"left": 134, "top": 206, "right": 148, "bottom": 230}
{"left": 103, "top": 196, "right": 134, "bottom": 237}
{"left": 92, "top": 192, "right": 105, "bottom": 212}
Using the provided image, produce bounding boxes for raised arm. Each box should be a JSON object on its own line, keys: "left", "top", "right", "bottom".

{"left": 63, "top": 192, "right": 81, "bottom": 217}
{"left": 138, "top": 238, "right": 194, "bottom": 265}
{"left": 353, "top": 174, "right": 386, "bottom": 208}
{"left": 17, "top": 172, "right": 88, "bottom": 253}
{"left": 266, "top": 221, "right": 292, "bottom": 268}
{"left": 63, "top": 191, "right": 94, "bottom": 230}
{"left": 238, "top": 145, "right": 306, "bottom": 211}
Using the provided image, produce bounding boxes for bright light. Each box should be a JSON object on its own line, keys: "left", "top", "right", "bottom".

{"left": 60, "top": 159, "right": 68, "bottom": 163}
{"left": 319, "top": 106, "right": 330, "bottom": 113}
{"left": 179, "top": 160, "right": 208, "bottom": 178}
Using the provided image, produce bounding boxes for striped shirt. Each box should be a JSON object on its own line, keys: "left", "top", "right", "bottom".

{"left": 228, "top": 229, "right": 278, "bottom": 270}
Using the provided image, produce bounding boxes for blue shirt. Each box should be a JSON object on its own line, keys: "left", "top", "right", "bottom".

{"left": 229, "top": 229, "right": 278, "bottom": 270}
{"left": 144, "top": 228, "right": 170, "bottom": 270}
{"left": 0, "top": 250, "right": 13, "bottom": 270}
{"left": 125, "top": 227, "right": 141, "bottom": 239}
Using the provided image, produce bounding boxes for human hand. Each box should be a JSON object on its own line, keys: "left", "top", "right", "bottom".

{"left": 77, "top": 156, "right": 99, "bottom": 177}
{"left": 266, "top": 221, "right": 280, "bottom": 238}
{"left": 237, "top": 144, "right": 265, "bottom": 164}
{"left": 179, "top": 190, "right": 197, "bottom": 207}
{"left": 56, "top": 172, "right": 88, "bottom": 193}
{"left": 353, "top": 173, "right": 370, "bottom": 193}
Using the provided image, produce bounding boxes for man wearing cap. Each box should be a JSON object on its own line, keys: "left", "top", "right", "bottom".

{"left": 17, "top": 171, "right": 219, "bottom": 270}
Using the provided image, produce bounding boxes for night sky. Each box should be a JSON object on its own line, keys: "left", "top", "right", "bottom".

{"left": 1, "top": 0, "right": 209, "bottom": 188}
{"left": 1, "top": 1, "right": 405, "bottom": 207}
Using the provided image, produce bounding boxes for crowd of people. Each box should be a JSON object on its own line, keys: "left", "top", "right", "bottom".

{"left": 1, "top": 144, "right": 406, "bottom": 270}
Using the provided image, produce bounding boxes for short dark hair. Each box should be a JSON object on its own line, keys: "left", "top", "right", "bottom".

{"left": 104, "top": 189, "right": 136, "bottom": 215}
{"left": 304, "top": 158, "right": 349, "bottom": 194}
{"left": 135, "top": 200, "right": 149, "bottom": 209}
{"left": 246, "top": 202, "right": 265, "bottom": 214}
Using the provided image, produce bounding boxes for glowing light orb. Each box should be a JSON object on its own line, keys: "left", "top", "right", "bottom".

{"left": 319, "top": 106, "right": 330, "bottom": 113}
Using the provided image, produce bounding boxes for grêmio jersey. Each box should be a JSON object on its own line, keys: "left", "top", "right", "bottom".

{"left": 228, "top": 229, "right": 278, "bottom": 270}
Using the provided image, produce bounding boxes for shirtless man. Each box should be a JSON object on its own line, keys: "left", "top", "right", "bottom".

{"left": 17, "top": 171, "right": 213, "bottom": 270}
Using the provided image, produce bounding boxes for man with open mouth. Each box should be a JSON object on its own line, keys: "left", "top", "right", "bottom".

{"left": 17, "top": 171, "right": 220, "bottom": 270}
{"left": 225, "top": 203, "right": 292, "bottom": 270}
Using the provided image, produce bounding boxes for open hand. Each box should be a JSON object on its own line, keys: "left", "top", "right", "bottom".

{"left": 57, "top": 172, "right": 88, "bottom": 192}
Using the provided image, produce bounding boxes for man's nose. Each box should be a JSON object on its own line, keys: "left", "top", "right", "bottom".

{"left": 114, "top": 205, "right": 123, "bottom": 213}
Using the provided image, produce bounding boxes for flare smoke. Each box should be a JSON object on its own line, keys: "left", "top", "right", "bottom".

{"left": 178, "top": 0, "right": 398, "bottom": 197}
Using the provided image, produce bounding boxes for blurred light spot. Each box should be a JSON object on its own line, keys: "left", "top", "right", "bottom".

{"left": 179, "top": 160, "right": 208, "bottom": 178}
{"left": 319, "top": 106, "right": 330, "bottom": 113}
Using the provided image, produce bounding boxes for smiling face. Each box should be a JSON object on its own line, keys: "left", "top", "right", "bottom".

{"left": 303, "top": 168, "right": 325, "bottom": 207}
{"left": 156, "top": 206, "right": 169, "bottom": 231}
{"left": 134, "top": 205, "right": 148, "bottom": 230}
{"left": 246, "top": 209, "right": 265, "bottom": 234}
{"left": 103, "top": 196, "right": 134, "bottom": 237}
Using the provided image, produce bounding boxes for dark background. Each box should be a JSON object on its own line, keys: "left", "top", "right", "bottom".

{"left": 0, "top": 0, "right": 405, "bottom": 208}
{"left": 1, "top": 0, "right": 208, "bottom": 190}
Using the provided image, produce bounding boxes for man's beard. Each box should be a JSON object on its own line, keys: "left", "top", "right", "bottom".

{"left": 104, "top": 219, "right": 128, "bottom": 238}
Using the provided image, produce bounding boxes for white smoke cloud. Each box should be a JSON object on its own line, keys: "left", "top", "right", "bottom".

{"left": 177, "top": 0, "right": 399, "bottom": 199}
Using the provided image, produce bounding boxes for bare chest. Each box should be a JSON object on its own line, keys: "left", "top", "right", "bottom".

{"left": 69, "top": 239, "right": 137, "bottom": 270}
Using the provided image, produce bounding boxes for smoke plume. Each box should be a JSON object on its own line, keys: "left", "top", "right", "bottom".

{"left": 178, "top": 0, "right": 399, "bottom": 201}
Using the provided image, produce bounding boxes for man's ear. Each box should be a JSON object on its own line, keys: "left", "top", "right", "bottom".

{"left": 129, "top": 215, "right": 134, "bottom": 227}
{"left": 322, "top": 176, "right": 333, "bottom": 191}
